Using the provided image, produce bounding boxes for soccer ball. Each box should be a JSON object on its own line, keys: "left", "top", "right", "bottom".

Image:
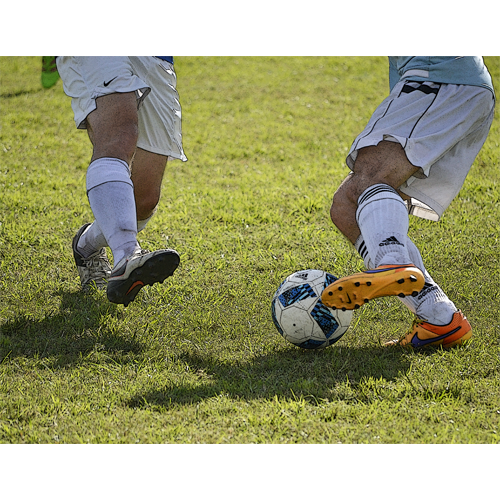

{"left": 271, "top": 269, "right": 353, "bottom": 349}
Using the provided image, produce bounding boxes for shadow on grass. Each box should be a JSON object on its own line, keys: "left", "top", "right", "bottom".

{"left": 127, "top": 346, "right": 412, "bottom": 408}
{"left": 0, "top": 290, "right": 143, "bottom": 366}
{"left": 0, "top": 89, "right": 39, "bottom": 99}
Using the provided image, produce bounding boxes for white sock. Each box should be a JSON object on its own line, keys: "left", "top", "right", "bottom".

{"left": 77, "top": 221, "right": 108, "bottom": 258}
{"left": 398, "top": 237, "right": 457, "bottom": 325}
{"left": 137, "top": 206, "right": 157, "bottom": 232}
{"left": 86, "top": 157, "right": 140, "bottom": 265}
{"left": 355, "top": 234, "right": 457, "bottom": 325}
{"left": 355, "top": 235, "right": 374, "bottom": 270}
{"left": 78, "top": 207, "right": 157, "bottom": 258}
{"left": 356, "top": 184, "right": 411, "bottom": 267}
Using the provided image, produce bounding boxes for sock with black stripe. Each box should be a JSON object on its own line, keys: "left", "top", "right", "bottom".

{"left": 398, "top": 237, "right": 457, "bottom": 325}
{"left": 356, "top": 183, "right": 411, "bottom": 267}
{"left": 355, "top": 234, "right": 457, "bottom": 325}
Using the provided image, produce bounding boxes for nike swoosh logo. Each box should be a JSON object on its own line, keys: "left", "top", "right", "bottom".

{"left": 127, "top": 280, "right": 144, "bottom": 295}
{"left": 411, "top": 326, "right": 461, "bottom": 347}
{"left": 364, "top": 265, "right": 410, "bottom": 274}
{"left": 103, "top": 77, "right": 118, "bottom": 87}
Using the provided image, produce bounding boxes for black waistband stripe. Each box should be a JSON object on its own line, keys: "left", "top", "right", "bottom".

{"left": 402, "top": 83, "right": 439, "bottom": 95}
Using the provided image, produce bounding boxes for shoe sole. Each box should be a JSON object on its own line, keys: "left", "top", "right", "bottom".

{"left": 321, "top": 265, "right": 425, "bottom": 311}
{"left": 442, "top": 330, "right": 473, "bottom": 348}
{"left": 107, "top": 250, "right": 180, "bottom": 306}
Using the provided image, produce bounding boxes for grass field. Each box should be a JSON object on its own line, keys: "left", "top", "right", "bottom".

{"left": 0, "top": 56, "right": 499, "bottom": 458}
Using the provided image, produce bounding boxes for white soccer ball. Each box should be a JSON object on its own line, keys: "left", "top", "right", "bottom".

{"left": 271, "top": 269, "right": 353, "bottom": 349}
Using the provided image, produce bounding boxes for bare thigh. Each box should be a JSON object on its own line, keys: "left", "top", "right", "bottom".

{"left": 86, "top": 92, "right": 139, "bottom": 164}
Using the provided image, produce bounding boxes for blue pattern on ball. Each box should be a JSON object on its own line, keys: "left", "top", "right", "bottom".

{"left": 278, "top": 284, "right": 317, "bottom": 308}
{"left": 310, "top": 302, "right": 339, "bottom": 338}
{"left": 323, "top": 273, "right": 337, "bottom": 289}
{"left": 297, "top": 338, "right": 327, "bottom": 349}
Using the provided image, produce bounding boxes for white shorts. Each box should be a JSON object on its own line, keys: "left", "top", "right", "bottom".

{"left": 56, "top": 56, "right": 187, "bottom": 161}
{"left": 347, "top": 80, "right": 495, "bottom": 220}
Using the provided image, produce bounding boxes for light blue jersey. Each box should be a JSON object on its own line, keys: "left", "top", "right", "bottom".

{"left": 389, "top": 56, "right": 495, "bottom": 97}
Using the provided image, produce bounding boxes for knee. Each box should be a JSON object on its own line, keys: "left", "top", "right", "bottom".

{"left": 90, "top": 124, "right": 139, "bottom": 165}
{"left": 330, "top": 190, "right": 345, "bottom": 230}
{"left": 329, "top": 176, "right": 358, "bottom": 230}
{"left": 135, "top": 191, "right": 160, "bottom": 220}
{"left": 108, "top": 124, "right": 139, "bottom": 163}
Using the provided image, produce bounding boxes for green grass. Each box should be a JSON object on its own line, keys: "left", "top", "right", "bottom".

{"left": 0, "top": 56, "right": 499, "bottom": 446}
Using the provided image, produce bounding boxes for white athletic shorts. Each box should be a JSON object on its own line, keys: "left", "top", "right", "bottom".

{"left": 347, "top": 79, "right": 495, "bottom": 220}
{"left": 56, "top": 56, "right": 187, "bottom": 161}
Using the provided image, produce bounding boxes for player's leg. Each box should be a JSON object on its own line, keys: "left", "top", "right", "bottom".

{"left": 103, "top": 57, "right": 185, "bottom": 306}
{"left": 85, "top": 103, "right": 180, "bottom": 306}
{"left": 58, "top": 56, "right": 173, "bottom": 300}
{"left": 386, "top": 86, "right": 494, "bottom": 347}
{"left": 322, "top": 142, "right": 469, "bottom": 345}
{"left": 84, "top": 91, "right": 141, "bottom": 266}
{"left": 75, "top": 147, "right": 166, "bottom": 259}
{"left": 77, "top": 141, "right": 179, "bottom": 305}
{"left": 323, "top": 80, "right": 494, "bottom": 347}
{"left": 71, "top": 91, "right": 139, "bottom": 292}
{"left": 131, "top": 147, "right": 168, "bottom": 224}
{"left": 322, "top": 144, "right": 469, "bottom": 347}
{"left": 356, "top": 229, "right": 469, "bottom": 347}
{"left": 386, "top": 237, "right": 471, "bottom": 348}
{"left": 63, "top": 56, "right": 185, "bottom": 303}
{"left": 322, "top": 141, "right": 425, "bottom": 310}
{"left": 57, "top": 54, "right": 148, "bottom": 290}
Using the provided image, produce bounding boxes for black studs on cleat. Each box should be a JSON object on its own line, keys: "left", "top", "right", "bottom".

{"left": 322, "top": 266, "right": 424, "bottom": 312}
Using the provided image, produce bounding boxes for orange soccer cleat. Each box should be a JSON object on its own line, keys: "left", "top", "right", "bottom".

{"left": 384, "top": 310, "right": 472, "bottom": 349}
{"left": 321, "top": 264, "right": 425, "bottom": 311}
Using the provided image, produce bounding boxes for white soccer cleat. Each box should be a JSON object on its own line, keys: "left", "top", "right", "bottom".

{"left": 72, "top": 223, "right": 111, "bottom": 291}
{"left": 106, "top": 248, "right": 180, "bottom": 306}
